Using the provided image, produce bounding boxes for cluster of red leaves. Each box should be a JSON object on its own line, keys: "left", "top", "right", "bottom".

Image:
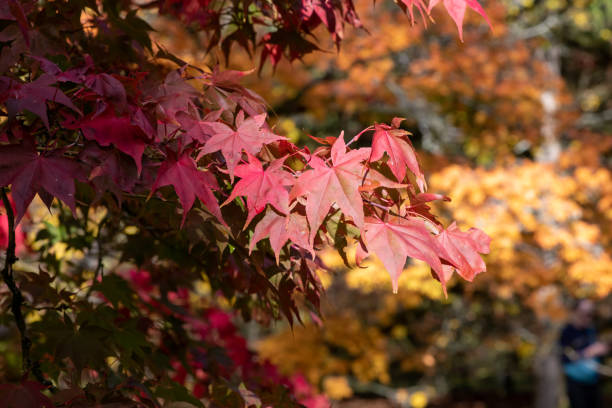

{"left": 159, "top": 0, "right": 362, "bottom": 68}
{"left": 2, "top": 60, "right": 490, "bottom": 294}
{"left": 158, "top": 0, "right": 491, "bottom": 68}
{"left": 0, "top": 0, "right": 491, "bottom": 405}
{"left": 0, "top": 0, "right": 490, "bottom": 300}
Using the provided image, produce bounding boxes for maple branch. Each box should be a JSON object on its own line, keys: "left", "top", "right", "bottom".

{"left": 86, "top": 217, "right": 108, "bottom": 299}
{"left": 0, "top": 188, "right": 29, "bottom": 366}
{"left": 0, "top": 187, "right": 50, "bottom": 386}
{"left": 364, "top": 198, "right": 390, "bottom": 217}
{"left": 347, "top": 126, "right": 374, "bottom": 147}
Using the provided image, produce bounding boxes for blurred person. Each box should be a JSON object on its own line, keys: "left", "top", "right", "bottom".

{"left": 560, "top": 299, "right": 609, "bottom": 408}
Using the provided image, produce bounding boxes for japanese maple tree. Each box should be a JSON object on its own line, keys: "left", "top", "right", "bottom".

{"left": 0, "top": 0, "right": 491, "bottom": 406}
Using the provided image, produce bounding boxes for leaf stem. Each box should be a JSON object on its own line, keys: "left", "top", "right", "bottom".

{"left": 363, "top": 197, "right": 441, "bottom": 232}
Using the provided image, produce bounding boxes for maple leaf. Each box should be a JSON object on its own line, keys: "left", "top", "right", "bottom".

{"left": 436, "top": 221, "right": 490, "bottom": 283}
{"left": 85, "top": 73, "right": 127, "bottom": 112}
{"left": 151, "top": 150, "right": 224, "bottom": 227}
{"left": 398, "top": 0, "right": 429, "bottom": 26}
{"left": 369, "top": 123, "right": 426, "bottom": 191}
{"left": 200, "top": 111, "right": 284, "bottom": 180}
{"left": 0, "top": 0, "right": 31, "bottom": 46}
{"left": 0, "top": 140, "right": 82, "bottom": 223}
{"left": 291, "top": 134, "right": 370, "bottom": 245}
{"left": 302, "top": 0, "right": 337, "bottom": 34}
{"left": 249, "top": 208, "right": 310, "bottom": 263}
{"left": 0, "top": 381, "right": 54, "bottom": 408}
{"left": 77, "top": 110, "right": 148, "bottom": 175}
{"left": 363, "top": 217, "right": 443, "bottom": 294}
{"left": 176, "top": 111, "right": 212, "bottom": 145}
{"left": 223, "top": 153, "right": 293, "bottom": 228}
{"left": 150, "top": 69, "right": 199, "bottom": 123}
{"left": 3, "top": 74, "right": 81, "bottom": 128}
{"left": 259, "top": 29, "right": 321, "bottom": 71}
{"left": 204, "top": 67, "right": 266, "bottom": 116}
{"left": 402, "top": 191, "right": 449, "bottom": 227}
{"left": 428, "top": 0, "right": 492, "bottom": 42}
{"left": 79, "top": 142, "right": 138, "bottom": 202}
{"left": 207, "top": 67, "right": 254, "bottom": 88}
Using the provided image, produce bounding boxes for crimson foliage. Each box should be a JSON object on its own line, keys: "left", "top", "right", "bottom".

{"left": 0, "top": 0, "right": 491, "bottom": 406}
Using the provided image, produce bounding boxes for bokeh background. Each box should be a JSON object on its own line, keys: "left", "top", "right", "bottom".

{"left": 2, "top": 0, "right": 612, "bottom": 407}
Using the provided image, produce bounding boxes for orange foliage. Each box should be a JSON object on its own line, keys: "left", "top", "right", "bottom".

{"left": 430, "top": 158, "right": 612, "bottom": 298}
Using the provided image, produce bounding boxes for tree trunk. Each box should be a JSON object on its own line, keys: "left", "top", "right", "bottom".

{"left": 534, "top": 331, "right": 563, "bottom": 408}
{"left": 533, "top": 44, "right": 564, "bottom": 408}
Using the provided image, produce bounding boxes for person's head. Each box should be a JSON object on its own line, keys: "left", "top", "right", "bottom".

{"left": 572, "top": 298, "right": 595, "bottom": 328}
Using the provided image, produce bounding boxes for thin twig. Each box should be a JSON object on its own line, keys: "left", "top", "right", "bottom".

{"left": 363, "top": 197, "right": 441, "bottom": 232}
{"left": 86, "top": 217, "right": 107, "bottom": 298}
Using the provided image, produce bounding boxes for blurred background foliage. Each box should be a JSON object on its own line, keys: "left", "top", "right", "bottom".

{"left": 3, "top": 0, "right": 612, "bottom": 407}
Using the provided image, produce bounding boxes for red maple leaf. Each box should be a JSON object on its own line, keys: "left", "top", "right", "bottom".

{"left": 302, "top": 0, "right": 338, "bottom": 34}
{"left": 150, "top": 150, "right": 224, "bottom": 226}
{"left": 3, "top": 74, "right": 81, "bottom": 128}
{"left": 398, "top": 0, "right": 429, "bottom": 25}
{"left": 77, "top": 109, "right": 148, "bottom": 175}
{"left": 205, "top": 67, "right": 266, "bottom": 117}
{"left": 363, "top": 216, "right": 444, "bottom": 294}
{"left": 249, "top": 209, "right": 310, "bottom": 263}
{"left": 175, "top": 111, "right": 212, "bottom": 145}
{"left": 0, "top": 140, "right": 82, "bottom": 223}
{"left": 291, "top": 135, "right": 369, "bottom": 245}
{"left": 207, "top": 67, "right": 254, "bottom": 88}
{"left": 1, "top": 0, "right": 31, "bottom": 46}
{"left": 428, "top": 0, "right": 492, "bottom": 42}
{"left": 150, "top": 70, "right": 199, "bottom": 123}
{"left": 200, "top": 111, "right": 284, "bottom": 180}
{"left": 369, "top": 123, "right": 426, "bottom": 191}
{"left": 403, "top": 191, "right": 449, "bottom": 226}
{"left": 223, "top": 153, "right": 293, "bottom": 228}
{"left": 85, "top": 73, "right": 127, "bottom": 112}
{"left": 79, "top": 142, "right": 138, "bottom": 202}
{"left": 0, "top": 381, "right": 54, "bottom": 408}
{"left": 436, "top": 221, "right": 490, "bottom": 282}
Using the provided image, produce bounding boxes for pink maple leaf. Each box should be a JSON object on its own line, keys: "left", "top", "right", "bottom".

{"left": 223, "top": 153, "right": 293, "bottom": 228}
{"left": 200, "top": 111, "right": 284, "bottom": 181}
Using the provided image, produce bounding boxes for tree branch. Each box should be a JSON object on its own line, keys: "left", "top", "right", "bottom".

{"left": 1, "top": 187, "right": 50, "bottom": 386}
{"left": 86, "top": 217, "right": 107, "bottom": 299}
{"left": 1, "top": 188, "right": 30, "bottom": 370}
